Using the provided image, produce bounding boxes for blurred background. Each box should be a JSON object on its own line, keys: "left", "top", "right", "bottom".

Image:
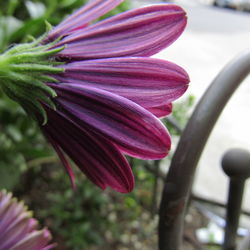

{"left": 0, "top": 0, "right": 250, "bottom": 249}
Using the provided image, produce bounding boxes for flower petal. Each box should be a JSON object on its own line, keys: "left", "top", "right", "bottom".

{"left": 55, "top": 4, "right": 187, "bottom": 59}
{"left": 147, "top": 103, "right": 173, "bottom": 118}
{"left": 0, "top": 199, "right": 25, "bottom": 236}
{"left": 0, "top": 191, "right": 12, "bottom": 215}
{"left": 55, "top": 57, "right": 189, "bottom": 116}
{"left": 50, "top": 84, "right": 171, "bottom": 159}
{"left": 44, "top": 133, "right": 76, "bottom": 189}
{"left": 43, "top": 108, "right": 134, "bottom": 193}
{"left": 0, "top": 191, "right": 55, "bottom": 250}
{"left": 9, "top": 229, "right": 53, "bottom": 250}
{"left": 47, "top": 0, "right": 125, "bottom": 40}
{"left": 0, "top": 218, "right": 37, "bottom": 249}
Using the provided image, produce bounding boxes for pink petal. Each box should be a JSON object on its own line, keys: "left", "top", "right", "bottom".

{"left": 0, "top": 218, "right": 38, "bottom": 249}
{"left": 148, "top": 103, "right": 173, "bottom": 118}
{"left": 47, "top": 0, "right": 124, "bottom": 40}
{"left": 55, "top": 4, "right": 187, "bottom": 59}
{"left": 49, "top": 83, "right": 171, "bottom": 159}
{"left": 54, "top": 57, "right": 189, "bottom": 117}
{"left": 0, "top": 200, "right": 25, "bottom": 236}
{"left": 0, "top": 192, "right": 12, "bottom": 215}
{"left": 43, "top": 107, "right": 134, "bottom": 193}
{"left": 8, "top": 229, "right": 52, "bottom": 250}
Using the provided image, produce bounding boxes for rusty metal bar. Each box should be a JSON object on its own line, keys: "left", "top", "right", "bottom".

{"left": 221, "top": 148, "right": 250, "bottom": 250}
{"left": 158, "top": 49, "right": 250, "bottom": 250}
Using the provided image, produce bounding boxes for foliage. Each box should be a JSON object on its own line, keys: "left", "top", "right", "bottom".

{"left": 0, "top": 0, "right": 131, "bottom": 51}
{"left": 172, "top": 95, "right": 195, "bottom": 127}
{"left": 164, "top": 95, "right": 195, "bottom": 136}
{"left": 13, "top": 160, "right": 157, "bottom": 250}
{"left": 0, "top": 93, "right": 51, "bottom": 189}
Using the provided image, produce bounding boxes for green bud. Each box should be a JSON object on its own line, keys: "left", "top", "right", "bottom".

{"left": 0, "top": 36, "right": 65, "bottom": 125}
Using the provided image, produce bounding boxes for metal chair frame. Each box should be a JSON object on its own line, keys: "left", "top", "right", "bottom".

{"left": 158, "top": 50, "right": 250, "bottom": 250}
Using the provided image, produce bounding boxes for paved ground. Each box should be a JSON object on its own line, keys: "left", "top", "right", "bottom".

{"left": 133, "top": 0, "right": 250, "bottom": 210}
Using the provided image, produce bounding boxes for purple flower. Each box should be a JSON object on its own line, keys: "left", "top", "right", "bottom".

{"left": 0, "top": 190, "right": 55, "bottom": 250}
{"left": 41, "top": 0, "right": 189, "bottom": 193}
{"left": 0, "top": 0, "right": 189, "bottom": 193}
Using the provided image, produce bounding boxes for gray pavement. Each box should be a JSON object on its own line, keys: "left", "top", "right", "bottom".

{"left": 133, "top": 0, "right": 250, "bottom": 210}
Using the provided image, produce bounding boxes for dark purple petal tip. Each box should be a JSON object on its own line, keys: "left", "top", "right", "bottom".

{"left": 43, "top": 108, "right": 134, "bottom": 193}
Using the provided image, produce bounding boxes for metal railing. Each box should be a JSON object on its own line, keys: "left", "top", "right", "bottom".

{"left": 158, "top": 49, "right": 250, "bottom": 250}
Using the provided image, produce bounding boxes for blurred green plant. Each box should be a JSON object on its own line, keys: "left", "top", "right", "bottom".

{"left": 0, "top": 0, "right": 131, "bottom": 51}
{"left": 0, "top": 92, "right": 52, "bottom": 189}
{"left": 13, "top": 160, "right": 156, "bottom": 250}
{"left": 164, "top": 95, "right": 195, "bottom": 136}
{"left": 172, "top": 95, "right": 195, "bottom": 127}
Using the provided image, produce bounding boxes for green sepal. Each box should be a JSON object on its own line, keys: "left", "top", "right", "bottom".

{"left": 2, "top": 80, "right": 55, "bottom": 125}
{"left": 0, "top": 31, "right": 65, "bottom": 125}
{"left": 45, "top": 20, "right": 53, "bottom": 33}
{"left": 1, "top": 84, "right": 45, "bottom": 124}
{"left": 39, "top": 75, "right": 59, "bottom": 83}
{"left": 10, "top": 64, "right": 64, "bottom": 74}
{"left": 4, "top": 33, "right": 47, "bottom": 55}
{"left": 6, "top": 71, "right": 57, "bottom": 97}
{"left": 9, "top": 46, "right": 65, "bottom": 64}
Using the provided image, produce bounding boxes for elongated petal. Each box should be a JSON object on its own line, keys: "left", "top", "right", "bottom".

{"left": 9, "top": 229, "right": 53, "bottom": 250}
{"left": 43, "top": 108, "right": 134, "bottom": 193}
{"left": 49, "top": 84, "right": 171, "bottom": 159}
{"left": 0, "top": 200, "right": 25, "bottom": 236}
{"left": 55, "top": 57, "right": 189, "bottom": 116}
{"left": 55, "top": 4, "right": 187, "bottom": 59}
{"left": 47, "top": 0, "right": 124, "bottom": 40}
{"left": 0, "top": 192, "right": 55, "bottom": 250}
{"left": 0, "top": 192, "right": 12, "bottom": 215}
{"left": 45, "top": 133, "right": 76, "bottom": 189}
{"left": 148, "top": 103, "right": 173, "bottom": 118}
{"left": 0, "top": 218, "right": 37, "bottom": 249}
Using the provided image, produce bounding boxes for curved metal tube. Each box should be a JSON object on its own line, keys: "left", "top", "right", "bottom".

{"left": 158, "top": 49, "right": 250, "bottom": 250}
